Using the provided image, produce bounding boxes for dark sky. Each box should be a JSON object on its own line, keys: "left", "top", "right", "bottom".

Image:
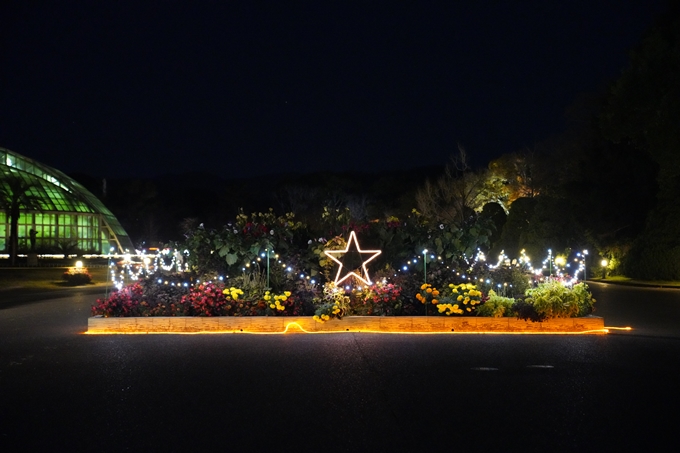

{"left": 0, "top": 1, "right": 667, "bottom": 179}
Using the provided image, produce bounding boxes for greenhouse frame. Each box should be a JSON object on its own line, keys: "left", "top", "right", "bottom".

{"left": 0, "top": 147, "right": 134, "bottom": 254}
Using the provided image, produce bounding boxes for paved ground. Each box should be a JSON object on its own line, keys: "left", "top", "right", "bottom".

{"left": 0, "top": 282, "right": 679, "bottom": 452}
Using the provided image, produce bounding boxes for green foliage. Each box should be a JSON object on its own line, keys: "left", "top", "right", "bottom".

{"left": 476, "top": 290, "right": 515, "bottom": 317}
{"left": 178, "top": 210, "right": 313, "bottom": 284}
{"left": 313, "top": 282, "right": 350, "bottom": 322}
{"left": 476, "top": 265, "right": 531, "bottom": 299}
{"left": 623, "top": 201, "right": 680, "bottom": 280}
{"left": 570, "top": 283, "right": 597, "bottom": 317}
{"left": 432, "top": 220, "right": 493, "bottom": 266}
{"left": 522, "top": 281, "right": 595, "bottom": 320}
{"left": 494, "top": 197, "right": 537, "bottom": 258}
{"left": 512, "top": 298, "right": 544, "bottom": 323}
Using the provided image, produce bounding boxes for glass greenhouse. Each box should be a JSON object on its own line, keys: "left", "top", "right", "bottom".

{"left": 0, "top": 147, "right": 134, "bottom": 254}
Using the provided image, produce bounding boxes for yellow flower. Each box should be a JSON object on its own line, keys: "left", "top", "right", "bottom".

{"left": 466, "top": 308, "right": 471, "bottom": 312}
{"left": 420, "top": 284, "right": 428, "bottom": 290}
{"left": 432, "top": 299, "right": 438, "bottom": 304}
{"left": 448, "top": 284, "right": 454, "bottom": 288}
{"left": 270, "top": 304, "right": 275, "bottom": 309}
{"left": 284, "top": 291, "right": 291, "bottom": 297}
{"left": 457, "top": 295, "right": 463, "bottom": 302}
{"left": 432, "top": 290, "right": 440, "bottom": 296}
{"left": 426, "top": 288, "right": 432, "bottom": 294}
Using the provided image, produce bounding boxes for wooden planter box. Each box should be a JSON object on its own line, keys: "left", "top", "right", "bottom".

{"left": 87, "top": 315, "right": 605, "bottom": 334}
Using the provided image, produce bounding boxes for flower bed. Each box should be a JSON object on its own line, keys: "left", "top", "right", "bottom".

{"left": 89, "top": 274, "right": 602, "bottom": 334}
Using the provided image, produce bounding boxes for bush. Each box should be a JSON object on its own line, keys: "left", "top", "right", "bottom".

{"left": 343, "top": 282, "right": 403, "bottom": 316}
{"left": 519, "top": 281, "right": 596, "bottom": 321}
{"left": 512, "top": 297, "right": 545, "bottom": 322}
{"left": 92, "top": 283, "right": 145, "bottom": 317}
{"left": 62, "top": 267, "right": 92, "bottom": 285}
{"left": 476, "top": 290, "right": 515, "bottom": 317}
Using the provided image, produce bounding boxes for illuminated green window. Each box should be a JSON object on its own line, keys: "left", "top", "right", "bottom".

{"left": 0, "top": 212, "right": 5, "bottom": 251}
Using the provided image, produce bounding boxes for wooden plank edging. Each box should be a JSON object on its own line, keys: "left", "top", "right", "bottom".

{"left": 87, "top": 315, "right": 606, "bottom": 334}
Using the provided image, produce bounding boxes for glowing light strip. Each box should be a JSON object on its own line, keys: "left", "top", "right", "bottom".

{"left": 84, "top": 322, "right": 613, "bottom": 335}
{"left": 324, "top": 231, "right": 381, "bottom": 285}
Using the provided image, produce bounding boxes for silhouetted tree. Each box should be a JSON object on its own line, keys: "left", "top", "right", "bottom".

{"left": 600, "top": 6, "right": 680, "bottom": 278}
{"left": 0, "top": 171, "right": 43, "bottom": 265}
{"left": 416, "top": 145, "right": 486, "bottom": 226}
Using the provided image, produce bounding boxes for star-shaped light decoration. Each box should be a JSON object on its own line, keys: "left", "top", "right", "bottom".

{"left": 324, "top": 231, "right": 381, "bottom": 286}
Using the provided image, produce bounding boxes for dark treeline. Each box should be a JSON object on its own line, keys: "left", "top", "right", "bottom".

{"left": 71, "top": 166, "right": 444, "bottom": 248}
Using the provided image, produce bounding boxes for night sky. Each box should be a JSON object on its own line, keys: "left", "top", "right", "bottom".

{"left": 0, "top": 1, "right": 667, "bottom": 180}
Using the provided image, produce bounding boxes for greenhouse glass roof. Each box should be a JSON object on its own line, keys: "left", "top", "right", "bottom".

{"left": 0, "top": 147, "right": 133, "bottom": 250}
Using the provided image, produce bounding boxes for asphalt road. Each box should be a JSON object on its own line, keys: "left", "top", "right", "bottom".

{"left": 0, "top": 282, "right": 679, "bottom": 452}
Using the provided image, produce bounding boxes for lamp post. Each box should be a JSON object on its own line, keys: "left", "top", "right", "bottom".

{"left": 601, "top": 259, "right": 608, "bottom": 279}
{"left": 422, "top": 249, "right": 428, "bottom": 316}
{"left": 265, "top": 248, "right": 275, "bottom": 290}
{"left": 105, "top": 246, "right": 114, "bottom": 299}
{"left": 423, "top": 249, "right": 428, "bottom": 284}
{"left": 583, "top": 249, "right": 588, "bottom": 282}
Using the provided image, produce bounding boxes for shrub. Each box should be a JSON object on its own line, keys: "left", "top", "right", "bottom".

{"left": 180, "top": 283, "right": 251, "bottom": 316}
{"left": 62, "top": 267, "right": 92, "bottom": 285}
{"left": 92, "top": 283, "right": 144, "bottom": 317}
{"left": 348, "top": 282, "right": 403, "bottom": 316}
{"left": 363, "top": 282, "right": 403, "bottom": 316}
{"left": 570, "top": 283, "right": 596, "bottom": 316}
{"left": 519, "top": 281, "right": 596, "bottom": 321}
{"left": 138, "top": 276, "right": 190, "bottom": 316}
{"left": 313, "top": 282, "right": 349, "bottom": 323}
{"left": 512, "top": 297, "right": 545, "bottom": 322}
{"left": 476, "top": 290, "right": 515, "bottom": 317}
